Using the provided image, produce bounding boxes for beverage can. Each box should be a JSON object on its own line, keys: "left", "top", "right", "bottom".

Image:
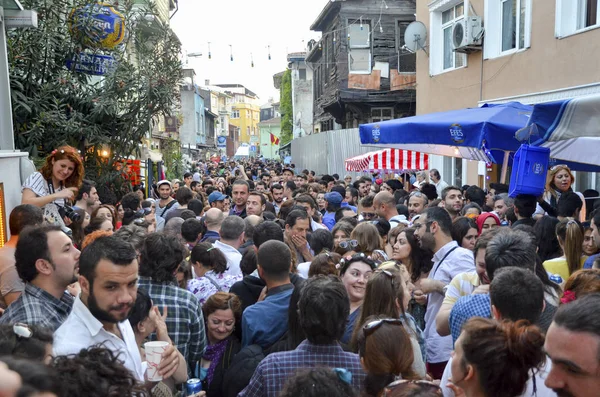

{"left": 185, "top": 378, "right": 202, "bottom": 395}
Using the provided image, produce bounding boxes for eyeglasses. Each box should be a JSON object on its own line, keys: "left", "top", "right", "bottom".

{"left": 383, "top": 380, "right": 442, "bottom": 397}
{"left": 363, "top": 318, "right": 404, "bottom": 334}
{"left": 409, "top": 191, "right": 425, "bottom": 198}
{"left": 339, "top": 239, "right": 359, "bottom": 249}
{"left": 375, "top": 269, "right": 396, "bottom": 286}
{"left": 413, "top": 220, "right": 433, "bottom": 231}
{"left": 361, "top": 212, "right": 376, "bottom": 219}
{"left": 550, "top": 164, "right": 569, "bottom": 171}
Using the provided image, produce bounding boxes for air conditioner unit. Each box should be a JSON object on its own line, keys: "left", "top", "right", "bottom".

{"left": 452, "top": 16, "right": 483, "bottom": 52}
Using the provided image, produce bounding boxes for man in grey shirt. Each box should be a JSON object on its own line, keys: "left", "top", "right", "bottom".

{"left": 0, "top": 205, "right": 43, "bottom": 308}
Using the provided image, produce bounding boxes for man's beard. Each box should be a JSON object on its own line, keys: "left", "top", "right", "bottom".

{"left": 87, "top": 284, "right": 135, "bottom": 324}
{"left": 552, "top": 389, "right": 574, "bottom": 397}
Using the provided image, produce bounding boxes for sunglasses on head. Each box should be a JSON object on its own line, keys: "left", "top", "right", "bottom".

{"left": 383, "top": 379, "right": 442, "bottom": 396}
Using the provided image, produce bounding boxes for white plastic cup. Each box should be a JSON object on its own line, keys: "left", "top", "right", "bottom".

{"left": 144, "top": 341, "right": 170, "bottom": 381}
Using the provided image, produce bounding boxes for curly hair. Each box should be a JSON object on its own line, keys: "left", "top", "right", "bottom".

{"left": 139, "top": 233, "right": 185, "bottom": 283}
{"left": 52, "top": 347, "right": 150, "bottom": 397}
{"left": 0, "top": 324, "right": 53, "bottom": 362}
{"left": 39, "top": 145, "right": 84, "bottom": 189}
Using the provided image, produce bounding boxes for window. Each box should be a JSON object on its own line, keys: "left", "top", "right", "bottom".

{"left": 397, "top": 20, "right": 417, "bottom": 72}
{"left": 442, "top": 5, "right": 466, "bottom": 70}
{"left": 231, "top": 110, "right": 239, "bottom": 118}
{"left": 246, "top": 111, "right": 250, "bottom": 119}
{"left": 371, "top": 108, "right": 394, "bottom": 123}
{"left": 556, "top": 0, "right": 600, "bottom": 37}
{"left": 348, "top": 20, "right": 371, "bottom": 74}
{"left": 321, "top": 119, "right": 334, "bottom": 132}
{"left": 299, "top": 68, "right": 306, "bottom": 80}
{"left": 246, "top": 126, "right": 250, "bottom": 136}
{"left": 429, "top": 1, "right": 467, "bottom": 75}
{"left": 484, "top": 0, "right": 531, "bottom": 58}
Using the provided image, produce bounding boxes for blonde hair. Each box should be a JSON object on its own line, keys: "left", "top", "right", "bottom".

{"left": 545, "top": 165, "right": 574, "bottom": 199}
{"left": 556, "top": 218, "right": 584, "bottom": 276}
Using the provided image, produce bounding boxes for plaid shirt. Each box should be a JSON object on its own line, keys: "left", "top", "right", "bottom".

{"left": 449, "top": 293, "right": 492, "bottom": 343}
{"left": 0, "top": 283, "right": 73, "bottom": 331}
{"left": 239, "top": 340, "right": 366, "bottom": 397}
{"left": 137, "top": 277, "right": 206, "bottom": 367}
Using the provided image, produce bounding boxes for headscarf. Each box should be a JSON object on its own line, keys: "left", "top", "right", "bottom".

{"left": 476, "top": 212, "right": 500, "bottom": 235}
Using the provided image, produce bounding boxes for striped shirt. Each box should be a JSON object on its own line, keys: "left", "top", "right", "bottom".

{"left": 442, "top": 271, "right": 481, "bottom": 306}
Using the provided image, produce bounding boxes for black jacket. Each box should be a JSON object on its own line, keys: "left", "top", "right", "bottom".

{"left": 202, "top": 336, "right": 241, "bottom": 397}
{"left": 222, "top": 344, "right": 265, "bottom": 397}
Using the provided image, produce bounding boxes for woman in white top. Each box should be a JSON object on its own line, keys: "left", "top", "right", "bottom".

{"left": 21, "top": 145, "right": 84, "bottom": 227}
{"left": 534, "top": 164, "right": 586, "bottom": 222}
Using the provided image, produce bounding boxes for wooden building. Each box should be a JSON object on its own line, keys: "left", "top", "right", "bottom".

{"left": 306, "top": 0, "right": 417, "bottom": 131}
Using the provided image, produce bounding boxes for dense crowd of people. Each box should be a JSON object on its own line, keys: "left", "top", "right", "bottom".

{"left": 0, "top": 145, "right": 599, "bottom": 397}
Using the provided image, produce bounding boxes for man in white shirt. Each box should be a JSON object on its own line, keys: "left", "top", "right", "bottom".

{"left": 413, "top": 207, "right": 474, "bottom": 379}
{"left": 214, "top": 216, "right": 244, "bottom": 276}
{"left": 430, "top": 169, "right": 449, "bottom": 199}
{"left": 53, "top": 235, "right": 180, "bottom": 382}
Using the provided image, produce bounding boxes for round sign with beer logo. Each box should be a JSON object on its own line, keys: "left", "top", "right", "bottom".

{"left": 68, "top": 3, "right": 126, "bottom": 50}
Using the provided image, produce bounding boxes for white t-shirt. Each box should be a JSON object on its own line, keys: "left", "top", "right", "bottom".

{"left": 22, "top": 172, "right": 67, "bottom": 226}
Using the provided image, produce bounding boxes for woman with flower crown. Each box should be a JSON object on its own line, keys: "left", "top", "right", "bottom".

{"left": 21, "top": 145, "right": 85, "bottom": 227}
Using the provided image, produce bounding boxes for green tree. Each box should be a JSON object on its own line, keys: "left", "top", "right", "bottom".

{"left": 8, "top": 0, "right": 182, "bottom": 203}
{"left": 279, "top": 69, "right": 292, "bottom": 144}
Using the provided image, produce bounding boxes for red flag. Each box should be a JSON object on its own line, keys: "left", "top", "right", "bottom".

{"left": 270, "top": 133, "right": 280, "bottom": 145}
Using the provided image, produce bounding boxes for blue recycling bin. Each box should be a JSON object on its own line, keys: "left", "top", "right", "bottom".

{"left": 508, "top": 144, "right": 550, "bottom": 198}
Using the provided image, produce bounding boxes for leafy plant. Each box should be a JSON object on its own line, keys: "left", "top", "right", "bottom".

{"left": 8, "top": 0, "right": 182, "bottom": 203}
{"left": 280, "top": 69, "right": 293, "bottom": 144}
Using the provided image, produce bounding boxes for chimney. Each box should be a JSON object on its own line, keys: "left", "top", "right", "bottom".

{"left": 205, "top": 79, "right": 210, "bottom": 86}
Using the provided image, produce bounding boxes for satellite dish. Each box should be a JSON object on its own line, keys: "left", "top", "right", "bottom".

{"left": 403, "top": 21, "right": 428, "bottom": 53}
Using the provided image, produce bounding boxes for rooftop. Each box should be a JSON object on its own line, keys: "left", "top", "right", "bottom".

{"left": 215, "top": 84, "right": 258, "bottom": 98}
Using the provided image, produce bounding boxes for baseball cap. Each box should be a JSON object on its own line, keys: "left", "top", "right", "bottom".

{"left": 157, "top": 180, "right": 171, "bottom": 188}
{"left": 324, "top": 192, "right": 343, "bottom": 205}
{"left": 208, "top": 191, "right": 228, "bottom": 204}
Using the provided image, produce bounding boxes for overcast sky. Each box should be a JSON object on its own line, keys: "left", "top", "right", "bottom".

{"left": 171, "top": 0, "right": 328, "bottom": 103}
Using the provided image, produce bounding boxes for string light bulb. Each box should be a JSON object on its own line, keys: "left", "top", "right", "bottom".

{"left": 268, "top": 45, "right": 271, "bottom": 60}
{"left": 380, "top": 25, "right": 383, "bottom": 33}
{"left": 251, "top": 53, "right": 254, "bottom": 67}
{"left": 229, "top": 45, "right": 233, "bottom": 62}
{"left": 360, "top": 17, "right": 363, "bottom": 30}
{"left": 208, "top": 42, "right": 211, "bottom": 60}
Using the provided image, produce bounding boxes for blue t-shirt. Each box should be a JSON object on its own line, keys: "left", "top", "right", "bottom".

{"left": 584, "top": 253, "right": 600, "bottom": 269}
{"left": 323, "top": 212, "right": 336, "bottom": 231}
{"left": 241, "top": 284, "right": 294, "bottom": 349}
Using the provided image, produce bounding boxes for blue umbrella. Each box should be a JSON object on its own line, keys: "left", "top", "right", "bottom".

{"left": 359, "top": 102, "right": 532, "bottom": 163}
{"left": 359, "top": 101, "right": 600, "bottom": 173}
{"left": 517, "top": 93, "right": 600, "bottom": 168}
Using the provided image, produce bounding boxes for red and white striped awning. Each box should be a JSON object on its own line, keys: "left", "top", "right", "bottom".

{"left": 345, "top": 149, "right": 429, "bottom": 172}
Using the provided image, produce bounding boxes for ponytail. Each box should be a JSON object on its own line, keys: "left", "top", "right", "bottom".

{"left": 190, "top": 242, "right": 228, "bottom": 274}
{"left": 556, "top": 218, "right": 584, "bottom": 276}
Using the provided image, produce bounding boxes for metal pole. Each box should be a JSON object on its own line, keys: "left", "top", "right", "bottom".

{"left": 500, "top": 151, "right": 510, "bottom": 184}
{"left": 0, "top": 9, "right": 16, "bottom": 150}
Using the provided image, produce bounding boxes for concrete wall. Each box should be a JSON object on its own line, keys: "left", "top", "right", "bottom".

{"left": 0, "top": 152, "right": 32, "bottom": 242}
